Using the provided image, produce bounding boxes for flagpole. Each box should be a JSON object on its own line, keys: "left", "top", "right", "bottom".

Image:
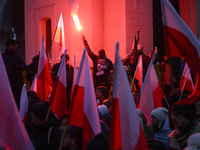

{"left": 178, "top": 69, "right": 190, "bottom": 101}
{"left": 168, "top": 57, "right": 174, "bottom": 94}
{"left": 59, "top": 124, "right": 69, "bottom": 150}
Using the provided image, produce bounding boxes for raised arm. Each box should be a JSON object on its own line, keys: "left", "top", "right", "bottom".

{"left": 81, "top": 34, "right": 95, "bottom": 59}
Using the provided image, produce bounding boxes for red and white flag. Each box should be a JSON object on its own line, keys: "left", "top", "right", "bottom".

{"left": 110, "top": 42, "right": 148, "bottom": 150}
{"left": 37, "top": 36, "right": 53, "bottom": 101}
{"left": 30, "top": 74, "right": 37, "bottom": 93}
{"left": 139, "top": 53, "right": 163, "bottom": 125}
{"left": 20, "top": 84, "right": 28, "bottom": 125}
{"left": 67, "top": 49, "right": 101, "bottom": 149}
{"left": 49, "top": 50, "right": 67, "bottom": 119}
{"left": 53, "top": 12, "right": 65, "bottom": 58}
{"left": 131, "top": 55, "right": 143, "bottom": 89}
{"left": 0, "top": 52, "right": 34, "bottom": 150}
{"left": 161, "top": 0, "right": 200, "bottom": 104}
{"left": 179, "top": 63, "right": 194, "bottom": 94}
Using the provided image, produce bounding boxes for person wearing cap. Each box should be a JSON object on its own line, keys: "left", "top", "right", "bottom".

{"left": 168, "top": 103, "right": 200, "bottom": 149}
{"left": 151, "top": 107, "right": 172, "bottom": 148}
{"left": 96, "top": 86, "right": 109, "bottom": 105}
{"left": 81, "top": 35, "right": 113, "bottom": 91}
{"left": 98, "top": 105, "right": 111, "bottom": 128}
{"left": 102, "top": 99, "right": 112, "bottom": 115}
{"left": 2, "top": 39, "right": 27, "bottom": 109}
{"left": 51, "top": 53, "right": 74, "bottom": 110}
{"left": 63, "top": 125, "right": 83, "bottom": 150}
{"left": 26, "top": 101, "right": 62, "bottom": 150}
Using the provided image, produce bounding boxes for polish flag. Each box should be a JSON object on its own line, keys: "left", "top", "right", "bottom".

{"left": 30, "top": 74, "right": 37, "bottom": 93}
{"left": 71, "top": 55, "right": 77, "bottom": 99}
{"left": 67, "top": 49, "right": 101, "bottom": 149}
{"left": 161, "top": 0, "right": 200, "bottom": 104}
{"left": 49, "top": 50, "right": 67, "bottom": 119}
{"left": 37, "top": 36, "right": 53, "bottom": 101}
{"left": 139, "top": 52, "right": 163, "bottom": 125}
{"left": 179, "top": 63, "right": 194, "bottom": 94}
{"left": 20, "top": 84, "right": 28, "bottom": 125}
{"left": 53, "top": 12, "right": 65, "bottom": 58}
{"left": 110, "top": 42, "right": 148, "bottom": 150}
{"left": 0, "top": 52, "right": 34, "bottom": 150}
{"left": 131, "top": 55, "right": 143, "bottom": 89}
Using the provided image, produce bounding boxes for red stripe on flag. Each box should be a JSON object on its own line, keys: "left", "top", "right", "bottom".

{"left": 110, "top": 97, "right": 122, "bottom": 150}
{"left": 134, "top": 124, "right": 148, "bottom": 150}
{"left": 180, "top": 76, "right": 193, "bottom": 94}
{"left": 82, "top": 113, "right": 95, "bottom": 150}
{"left": 67, "top": 85, "right": 84, "bottom": 128}
{"left": 152, "top": 85, "right": 163, "bottom": 109}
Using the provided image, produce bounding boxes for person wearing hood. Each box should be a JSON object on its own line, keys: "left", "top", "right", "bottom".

{"left": 81, "top": 34, "right": 113, "bottom": 91}
{"left": 2, "top": 39, "right": 27, "bottom": 109}
{"left": 151, "top": 107, "right": 172, "bottom": 148}
{"left": 26, "top": 101, "right": 61, "bottom": 150}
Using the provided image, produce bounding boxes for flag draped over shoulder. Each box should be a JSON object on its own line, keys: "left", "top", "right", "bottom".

{"left": 179, "top": 63, "right": 194, "bottom": 94}
{"left": 53, "top": 12, "right": 65, "bottom": 58}
{"left": 67, "top": 49, "right": 101, "bottom": 149}
{"left": 37, "top": 36, "right": 53, "bottom": 101}
{"left": 20, "top": 84, "right": 28, "bottom": 125}
{"left": 110, "top": 42, "right": 148, "bottom": 150}
{"left": 139, "top": 52, "right": 163, "bottom": 125}
{"left": 0, "top": 52, "right": 34, "bottom": 150}
{"left": 49, "top": 50, "right": 67, "bottom": 119}
{"left": 161, "top": 0, "right": 200, "bottom": 104}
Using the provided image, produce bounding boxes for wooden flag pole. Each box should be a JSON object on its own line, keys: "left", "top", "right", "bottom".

{"left": 59, "top": 124, "right": 69, "bottom": 150}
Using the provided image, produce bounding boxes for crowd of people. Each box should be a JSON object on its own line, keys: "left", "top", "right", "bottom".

{"left": 2, "top": 36, "right": 200, "bottom": 150}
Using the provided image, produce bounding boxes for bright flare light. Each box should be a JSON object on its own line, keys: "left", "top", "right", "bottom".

{"left": 72, "top": 14, "right": 82, "bottom": 31}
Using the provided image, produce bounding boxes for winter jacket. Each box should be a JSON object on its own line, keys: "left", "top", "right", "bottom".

{"left": 2, "top": 49, "right": 27, "bottom": 87}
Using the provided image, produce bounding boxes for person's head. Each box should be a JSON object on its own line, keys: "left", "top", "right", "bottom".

{"left": 132, "top": 90, "right": 140, "bottom": 102}
{"left": 151, "top": 107, "right": 168, "bottom": 128}
{"left": 171, "top": 103, "right": 196, "bottom": 129}
{"left": 61, "top": 54, "right": 70, "bottom": 64}
{"left": 98, "top": 49, "right": 106, "bottom": 59}
{"left": 6, "top": 39, "right": 17, "bottom": 53}
{"left": 27, "top": 91, "right": 37, "bottom": 103}
{"left": 146, "top": 139, "right": 166, "bottom": 150}
{"left": 86, "top": 132, "right": 109, "bottom": 150}
{"left": 184, "top": 133, "right": 200, "bottom": 150}
{"left": 60, "top": 112, "right": 68, "bottom": 128}
{"left": 195, "top": 100, "right": 200, "bottom": 117}
{"left": 137, "top": 44, "right": 144, "bottom": 54}
{"left": 98, "top": 105, "right": 108, "bottom": 116}
{"left": 170, "top": 82, "right": 180, "bottom": 96}
{"left": 64, "top": 125, "right": 83, "bottom": 149}
{"left": 28, "top": 95, "right": 42, "bottom": 112}
{"left": 96, "top": 86, "right": 108, "bottom": 102}
{"left": 31, "top": 101, "right": 49, "bottom": 126}
{"left": 102, "top": 99, "right": 112, "bottom": 114}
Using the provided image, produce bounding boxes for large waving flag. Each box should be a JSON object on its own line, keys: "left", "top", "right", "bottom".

{"left": 0, "top": 52, "right": 34, "bottom": 150}
{"left": 37, "top": 36, "right": 53, "bottom": 101}
{"left": 20, "top": 84, "right": 28, "bottom": 125}
{"left": 139, "top": 52, "right": 163, "bottom": 125}
{"left": 110, "top": 42, "right": 148, "bottom": 150}
{"left": 179, "top": 63, "right": 194, "bottom": 94}
{"left": 131, "top": 55, "right": 143, "bottom": 89}
{"left": 53, "top": 12, "right": 65, "bottom": 58}
{"left": 49, "top": 50, "right": 67, "bottom": 119}
{"left": 161, "top": 0, "right": 200, "bottom": 104}
{"left": 67, "top": 49, "right": 101, "bottom": 149}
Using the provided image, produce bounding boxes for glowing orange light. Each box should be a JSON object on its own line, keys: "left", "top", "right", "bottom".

{"left": 72, "top": 13, "right": 82, "bottom": 31}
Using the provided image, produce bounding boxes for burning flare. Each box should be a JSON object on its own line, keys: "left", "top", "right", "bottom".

{"left": 72, "top": 13, "right": 82, "bottom": 31}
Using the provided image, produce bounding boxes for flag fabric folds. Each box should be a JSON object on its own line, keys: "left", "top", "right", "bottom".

{"left": 110, "top": 42, "right": 148, "bottom": 150}
{"left": 132, "top": 55, "right": 143, "bottom": 89}
{"left": 0, "top": 52, "right": 34, "bottom": 150}
{"left": 139, "top": 52, "right": 163, "bottom": 125}
{"left": 20, "top": 84, "right": 28, "bottom": 125}
{"left": 161, "top": 0, "right": 200, "bottom": 104}
{"left": 37, "top": 36, "right": 53, "bottom": 101}
{"left": 53, "top": 12, "right": 66, "bottom": 58}
{"left": 49, "top": 50, "right": 67, "bottom": 119}
{"left": 30, "top": 74, "right": 37, "bottom": 93}
{"left": 71, "top": 55, "right": 77, "bottom": 99}
{"left": 67, "top": 49, "right": 101, "bottom": 149}
{"left": 179, "top": 63, "right": 194, "bottom": 94}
